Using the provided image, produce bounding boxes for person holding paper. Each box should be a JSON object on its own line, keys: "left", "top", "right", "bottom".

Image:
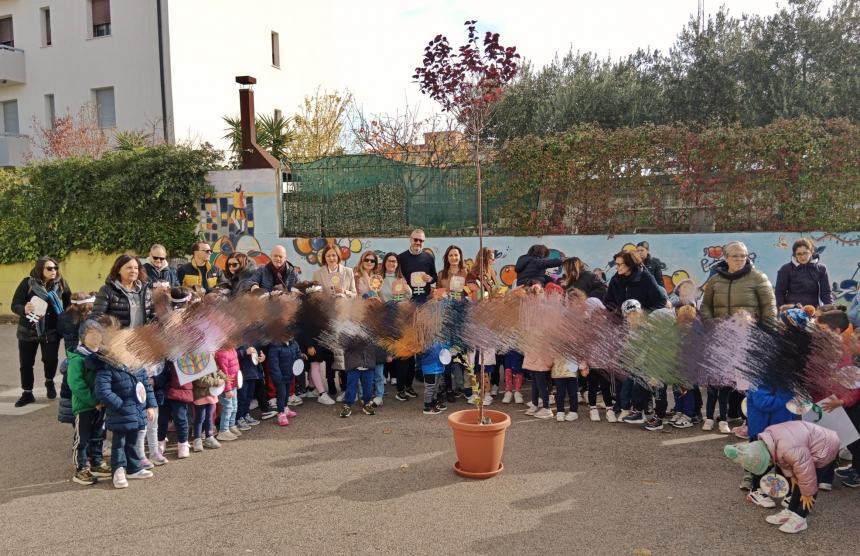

{"left": 397, "top": 229, "right": 436, "bottom": 304}
{"left": 10, "top": 257, "right": 71, "bottom": 407}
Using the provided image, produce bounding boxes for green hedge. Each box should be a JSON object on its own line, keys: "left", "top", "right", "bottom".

{"left": 0, "top": 145, "right": 218, "bottom": 264}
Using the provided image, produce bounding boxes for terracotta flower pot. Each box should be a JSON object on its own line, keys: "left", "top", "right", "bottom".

{"left": 447, "top": 409, "right": 511, "bottom": 479}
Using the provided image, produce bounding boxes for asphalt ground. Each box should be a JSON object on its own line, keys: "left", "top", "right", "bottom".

{"left": 0, "top": 324, "right": 857, "bottom": 556}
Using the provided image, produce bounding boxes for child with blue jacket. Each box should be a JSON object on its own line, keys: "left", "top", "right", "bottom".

{"left": 267, "top": 339, "right": 302, "bottom": 426}
{"left": 421, "top": 343, "right": 447, "bottom": 415}
{"left": 93, "top": 352, "right": 157, "bottom": 489}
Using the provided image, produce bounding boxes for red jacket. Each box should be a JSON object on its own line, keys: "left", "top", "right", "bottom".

{"left": 165, "top": 363, "right": 193, "bottom": 403}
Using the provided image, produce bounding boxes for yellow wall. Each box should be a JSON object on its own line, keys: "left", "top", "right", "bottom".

{"left": 0, "top": 251, "right": 123, "bottom": 317}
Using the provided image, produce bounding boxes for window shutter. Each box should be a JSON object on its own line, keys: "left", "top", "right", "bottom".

{"left": 0, "top": 18, "right": 13, "bottom": 45}
{"left": 92, "top": 0, "right": 111, "bottom": 26}
{"left": 96, "top": 88, "right": 116, "bottom": 128}
{"left": 3, "top": 101, "right": 19, "bottom": 135}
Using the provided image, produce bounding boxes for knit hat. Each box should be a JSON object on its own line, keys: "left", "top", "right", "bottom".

{"left": 621, "top": 299, "right": 642, "bottom": 315}
{"left": 724, "top": 441, "right": 771, "bottom": 475}
{"left": 780, "top": 307, "right": 810, "bottom": 329}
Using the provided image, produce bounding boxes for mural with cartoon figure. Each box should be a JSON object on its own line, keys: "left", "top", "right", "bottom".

{"left": 199, "top": 181, "right": 271, "bottom": 270}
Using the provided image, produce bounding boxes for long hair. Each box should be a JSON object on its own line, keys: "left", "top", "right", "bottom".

{"left": 30, "top": 256, "right": 67, "bottom": 290}
{"left": 526, "top": 244, "right": 549, "bottom": 258}
{"left": 353, "top": 250, "right": 380, "bottom": 279}
{"left": 381, "top": 252, "right": 403, "bottom": 279}
{"left": 106, "top": 254, "right": 145, "bottom": 284}
{"left": 439, "top": 245, "right": 466, "bottom": 282}
{"left": 224, "top": 252, "right": 250, "bottom": 280}
{"left": 319, "top": 244, "right": 341, "bottom": 267}
{"left": 613, "top": 250, "right": 643, "bottom": 271}
{"left": 64, "top": 291, "right": 97, "bottom": 325}
{"left": 561, "top": 257, "right": 587, "bottom": 289}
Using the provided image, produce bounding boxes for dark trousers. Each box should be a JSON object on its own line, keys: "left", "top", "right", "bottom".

{"left": 706, "top": 385, "right": 731, "bottom": 421}
{"left": 158, "top": 399, "right": 189, "bottom": 443}
{"left": 326, "top": 368, "right": 346, "bottom": 396}
{"left": 555, "top": 377, "right": 578, "bottom": 413}
{"left": 275, "top": 377, "right": 294, "bottom": 413}
{"left": 395, "top": 357, "right": 416, "bottom": 393}
{"left": 238, "top": 378, "right": 257, "bottom": 418}
{"left": 586, "top": 370, "right": 614, "bottom": 407}
{"left": 18, "top": 337, "right": 61, "bottom": 391}
{"left": 72, "top": 409, "right": 105, "bottom": 470}
{"left": 193, "top": 403, "right": 214, "bottom": 439}
{"left": 787, "top": 464, "right": 834, "bottom": 517}
{"left": 254, "top": 377, "right": 272, "bottom": 412}
{"left": 673, "top": 388, "right": 695, "bottom": 417}
{"left": 110, "top": 429, "right": 142, "bottom": 473}
{"left": 654, "top": 386, "right": 668, "bottom": 418}
{"left": 693, "top": 385, "right": 703, "bottom": 416}
{"left": 847, "top": 403, "right": 860, "bottom": 471}
{"left": 531, "top": 371, "right": 550, "bottom": 407}
{"left": 345, "top": 368, "right": 374, "bottom": 406}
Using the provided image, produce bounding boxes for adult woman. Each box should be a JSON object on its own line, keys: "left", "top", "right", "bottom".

{"left": 467, "top": 247, "right": 500, "bottom": 298}
{"left": 560, "top": 257, "right": 607, "bottom": 299}
{"left": 353, "top": 251, "right": 380, "bottom": 297}
{"left": 635, "top": 241, "right": 664, "bottom": 290}
{"left": 379, "top": 252, "right": 412, "bottom": 303}
{"left": 603, "top": 250, "right": 667, "bottom": 314}
{"left": 774, "top": 238, "right": 834, "bottom": 308}
{"left": 436, "top": 245, "right": 468, "bottom": 297}
{"left": 700, "top": 241, "right": 777, "bottom": 325}
{"left": 90, "top": 255, "right": 154, "bottom": 328}
{"left": 222, "top": 252, "right": 257, "bottom": 296}
{"left": 514, "top": 244, "right": 563, "bottom": 287}
{"left": 11, "top": 257, "right": 71, "bottom": 406}
{"left": 312, "top": 245, "right": 357, "bottom": 299}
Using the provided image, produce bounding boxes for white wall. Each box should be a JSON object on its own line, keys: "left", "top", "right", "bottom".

{"left": 164, "top": 0, "right": 297, "bottom": 153}
{"left": 0, "top": 0, "right": 164, "bottom": 158}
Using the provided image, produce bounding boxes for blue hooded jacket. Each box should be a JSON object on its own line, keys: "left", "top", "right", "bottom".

{"left": 746, "top": 385, "right": 795, "bottom": 440}
{"left": 93, "top": 355, "right": 155, "bottom": 433}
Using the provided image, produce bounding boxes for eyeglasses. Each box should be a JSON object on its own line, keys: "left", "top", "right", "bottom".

{"left": 197, "top": 249, "right": 212, "bottom": 254}
{"left": 44, "top": 266, "right": 58, "bottom": 271}
{"left": 411, "top": 238, "right": 425, "bottom": 243}
{"left": 151, "top": 256, "right": 166, "bottom": 261}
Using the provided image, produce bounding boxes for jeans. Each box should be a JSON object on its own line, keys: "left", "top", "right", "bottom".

{"left": 530, "top": 371, "right": 550, "bottom": 408}
{"left": 110, "top": 429, "right": 142, "bottom": 474}
{"left": 345, "top": 368, "right": 374, "bottom": 406}
{"left": 395, "top": 357, "right": 416, "bottom": 393}
{"left": 159, "top": 399, "right": 189, "bottom": 443}
{"left": 706, "top": 385, "right": 731, "bottom": 421}
{"left": 674, "top": 388, "right": 695, "bottom": 417}
{"left": 18, "top": 337, "right": 61, "bottom": 391}
{"left": 72, "top": 409, "right": 105, "bottom": 470}
{"left": 238, "top": 378, "right": 257, "bottom": 419}
{"left": 555, "top": 377, "right": 578, "bottom": 413}
{"left": 373, "top": 363, "right": 385, "bottom": 398}
{"left": 219, "top": 392, "right": 237, "bottom": 432}
{"left": 193, "top": 403, "right": 214, "bottom": 439}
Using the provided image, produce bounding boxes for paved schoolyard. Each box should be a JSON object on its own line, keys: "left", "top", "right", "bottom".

{"left": 0, "top": 324, "right": 856, "bottom": 556}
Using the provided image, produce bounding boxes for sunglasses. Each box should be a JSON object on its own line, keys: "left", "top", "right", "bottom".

{"left": 411, "top": 238, "right": 425, "bottom": 243}
{"left": 197, "top": 249, "right": 212, "bottom": 254}
{"left": 151, "top": 256, "right": 166, "bottom": 261}
{"left": 227, "top": 262, "right": 240, "bottom": 268}
{"left": 363, "top": 258, "right": 377, "bottom": 263}
{"left": 44, "top": 266, "right": 58, "bottom": 271}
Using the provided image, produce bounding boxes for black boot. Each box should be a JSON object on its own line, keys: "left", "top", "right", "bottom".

{"left": 46, "top": 380, "right": 57, "bottom": 400}
{"left": 15, "top": 391, "right": 36, "bottom": 407}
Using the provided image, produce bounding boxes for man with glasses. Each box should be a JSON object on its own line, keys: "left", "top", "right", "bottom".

{"left": 248, "top": 245, "right": 298, "bottom": 292}
{"left": 143, "top": 244, "right": 179, "bottom": 288}
{"left": 177, "top": 241, "right": 226, "bottom": 293}
{"left": 397, "top": 229, "right": 436, "bottom": 304}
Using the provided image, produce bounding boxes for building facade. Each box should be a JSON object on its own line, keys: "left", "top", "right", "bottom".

{"left": 0, "top": 0, "right": 292, "bottom": 166}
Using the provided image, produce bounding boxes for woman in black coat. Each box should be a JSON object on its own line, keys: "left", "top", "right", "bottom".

{"left": 514, "top": 244, "right": 563, "bottom": 286}
{"left": 222, "top": 252, "right": 258, "bottom": 296}
{"left": 560, "top": 257, "right": 607, "bottom": 299}
{"left": 10, "top": 257, "right": 71, "bottom": 406}
{"left": 774, "top": 237, "right": 834, "bottom": 308}
{"left": 89, "top": 255, "right": 154, "bottom": 328}
{"left": 603, "top": 250, "right": 667, "bottom": 314}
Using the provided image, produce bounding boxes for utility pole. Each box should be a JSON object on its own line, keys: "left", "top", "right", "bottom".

{"left": 698, "top": 0, "right": 705, "bottom": 35}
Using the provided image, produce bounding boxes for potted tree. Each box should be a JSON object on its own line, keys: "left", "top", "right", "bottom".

{"left": 414, "top": 20, "right": 520, "bottom": 479}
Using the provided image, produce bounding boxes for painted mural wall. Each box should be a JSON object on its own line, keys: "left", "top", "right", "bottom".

{"left": 202, "top": 169, "right": 860, "bottom": 306}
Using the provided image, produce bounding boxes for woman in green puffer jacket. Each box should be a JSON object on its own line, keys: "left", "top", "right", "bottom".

{"left": 701, "top": 241, "right": 778, "bottom": 326}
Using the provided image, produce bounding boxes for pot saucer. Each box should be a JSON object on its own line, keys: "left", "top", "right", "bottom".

{"left": 453, "top": 461, "right": 504, "bottom": 479}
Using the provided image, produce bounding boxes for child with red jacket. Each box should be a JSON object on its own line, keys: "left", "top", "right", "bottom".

{"left": 215, "top": 346, "right": 241, "bottom": 441}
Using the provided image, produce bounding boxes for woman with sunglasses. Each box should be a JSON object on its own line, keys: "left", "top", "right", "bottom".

{"left": 354, "top": 251, "right": 381, "bottom": 297}
{"left": 222, "top": 252, "right": 257, "bottom": 296}
{"left": 11, "top": 257, "right": 72, "bottom": 407}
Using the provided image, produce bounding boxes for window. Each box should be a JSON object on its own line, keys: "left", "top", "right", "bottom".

{"left": 0, "top": 17, "right": 13, "bottom": 47}
{"left": 271, "top": 31, "right": 280, "bottom": 67}
{"left": 45, "top": 94, "right": 56, "bottom": 129}
{"left": 2, "top": 100, "right": 19, "bottom": 135}
{"left": 91, "top": 0, "right": 111, "bottom": 37}
{"left": 41, "top": 8, "right": 52, "bottom": 46}
{"left": 94, "top": 87, "right": 116, "bottom": 128}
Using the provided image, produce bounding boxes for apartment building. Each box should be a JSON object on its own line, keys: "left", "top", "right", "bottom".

{"left": 0, "top": 0, "right": 293, "bottom": 166}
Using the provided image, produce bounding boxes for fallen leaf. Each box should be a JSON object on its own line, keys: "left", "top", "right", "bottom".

{"left": 632, "top": 548, "right": 652, "bottom": 556}
{"left": 640, "top": 480, "right": 659, "bottom": 485}
{"left": 383, "top": 427, "right": 392, "bottom": 434}
{"left": 399, "top": 463, "right": 409, "bottom": 471}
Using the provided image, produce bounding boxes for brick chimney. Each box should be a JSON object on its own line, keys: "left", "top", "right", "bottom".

{"left": 235, "top": 75, "right": 280, "bottom": 170}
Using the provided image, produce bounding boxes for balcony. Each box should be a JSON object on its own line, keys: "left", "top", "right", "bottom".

{"left": 0, "top": 134, "right": 29, "bottom": 167}
{"left": 0, "top": 45, "right": 25, "bottom": 86}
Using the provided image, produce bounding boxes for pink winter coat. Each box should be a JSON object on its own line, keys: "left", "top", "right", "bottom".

{"left": 214, "top": 349, "right": 240, "bottom": 393}
{"left": 758, "top": 421, "right": 840, "bottom": 497}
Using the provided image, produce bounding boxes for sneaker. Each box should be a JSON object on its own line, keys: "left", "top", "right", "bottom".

{"left": 589, "top": 408, "right": 601, "bottom": 422}
{"left": 151, "top": 453, "right": 169, "bottom": 466}
{"left": 702, "top": 418, "right": 715, "bottom": 431}
{"left": 739, "top": 474, "right": 753, "bottom": 491}
{"left": 667, "top": 413, "right": 681, "bottom": 425}
{"left": 395, "top": 392, "right": 409, "bottom": 402}
{"left": 287, "top": 395, "right": 303, "bottom": 406}
{"left": 622, "top": 411, "right": 645, "bottom": 424}
{"left": 618, "top": 409, "right": 630, "bottom": 421}
{"left": 268, "top": 397, "right": 277, "bottom": 408}
{"left": 643, "top": 417, "right": 663, "bottom": 431}
{"left": 217, "top": 430, "right": 238, "bottom": 441}
{"left": 482, "top": 394, "right": 493, "bottom": 406}
{"left": 405, "top": 388, "right": 418, "bottom": 398}
{"left": 113, "top": 468, "right": 128, "bottom": 489}
{"left": 336, "top": 392, "right": 345, "bottom": 403}
{"left": 841, "top": 469, "right": 860, "bottom": 487}
{"left": 45, "top": 381, "right": 57, "bottom": 400}
{"left": 549, "top": 394, "right": 556, "bottom": 406}
{"left": 565, "top": 411, "right": 579, "bottom": 422}
{"left": 286, "top": 408, "right": 298, "bottom": 418}
{"left": 435, "top": 400, "right": 448, "bottom": 411}
{"left": 747, "top": 489, "right": 776, "bottom": 508}
{"left": 818, "top": 482, "right": 832, "bottom": 491}
{"left": 301, "top": 389, "right": 318, "bottom": 398}
{"left": 556, "top": 412, "right": 566, "bottom": 422}
{"left": 524, "top": 405, "right": 538, "bottom": 416}
{"left": 390, "top": 378, "right": 397, "bottom": 386}
{"left": 671, "top": 414, "right": 693, "bottom": 429}
{"left": 260, "top": 410, "right": 277, "bottom": 420}
{"left": 139, "top": 458, "right": 155, "bottom": 470}
{"left": 276, "top": 412, "right": 290, "bottom": 426}
{"left": 372, "top": 396, "right": 383, "bottom": 407}
{"left": 423, "top": 405, "right": 442, "bottom": 415}
{"left": 244, "top": 415, "right": 260, "bottom": 426}
{"left": 362, "top": 403, "right": 375, "bottom": 415}
{"left": 72, "top": 468, "right": 97, "bottom": 486}
{"left": 778, "top": 512, "right": 808, "bottom": 534}
{"left": 732, "top": 425, "right": 749, "bottom": 439}
{"left": 229, "top": 425, "right": 243, "bottom": 437}
{"left": 691, "top": 414, "right": 703, "bottom": 425}
{"left": 605, "top": 409, "right": 618, "bottom": 423}
{"left": 466, "top": 394, "right": 480, "bottom": 405}
{"left": 490, "top": 385, "right": 499, "bottom": 396}
{"left": 765, "top": 509, "right": 793, "bottom": 525}
{"left": 14, "top": 391, "right": 35, "bottom": 407}
{"left": 834, "top": 465, "right": 853, "bottom": 479}
{"left": 249, "top": 399, "right": 259, "bottom": 410}
{"left": 317, "top": 392, "right": 336, "bottom": 405}
{"left": 514, "top": 391, "right": 524, "bottom": 404}
{"left": 446, "top": 391, "right": 456, "bottom": 403}
{"left": 192, "top": 438, "right": 204, "bottom": 452}
{"left": 177, "top": 442, "right": 190, "bottom": 459}
{"left": 502, "top": 391, "right": 513, "bottom": 404}
{"left": 90, "top": 461, "right": 112, "bottom": 477}
{"left": 127, "top": 469, "right": 154, "bottom": 480}
{"left": 203, "top": 436, "right": 221, "bottom": 449}
{"left": 340, "top": 405, "right": 352, "bottom": 418}
{"left": 158, "top": 440, "right": 167, "bottom": 455}
{"left": 534, "top": 408, "right": 554, "bottom": 419}
{"left": 718, "top": 420, "right": 732, "bottom": 434}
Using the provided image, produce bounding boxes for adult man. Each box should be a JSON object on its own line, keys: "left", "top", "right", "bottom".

{"left": 142, "top": 244, "right": 179, "bottom": 288}
{"left": 397, "top": 229, "right": 437, "bottom": 304}
{"left": 248, "top": 245, "right": 298, "bottom": 292}
{"left": 177, "top": 241, "right": 226, "bottom": 293}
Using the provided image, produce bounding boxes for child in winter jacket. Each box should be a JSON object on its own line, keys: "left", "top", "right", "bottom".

{"left": 236, "top": 345, "right": 265, "bottom": 429}
{"left": 501, "top": 351, "right": 525, "bottom": 405}
{"left": 551, "top": 358, "right": 581, "bottom": 422}
{"left": 420, "top": 343, "right": 447, "bottom": 415}
{"left": 524, "top": 350, "right": 554, "bottom": 419}
{"left": 267, "top": 339, "right": 302, "bottom": 426}
{"left": 214, "top": 346, "right": 242, "bottom": 441}
{"left": 339, "top": 332, "right": 379, "bottom": 418}
{"left": 159, "top": 360, "right": 193, "bottom": 459}
{"left": 191, "top": 368, "right": 226, "bottom": 451}
{"left": 725, "top": 421, "right": 839, "bottom": 534}
{"left": 93, "top": 352, "right": 156, "bottom": 489}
